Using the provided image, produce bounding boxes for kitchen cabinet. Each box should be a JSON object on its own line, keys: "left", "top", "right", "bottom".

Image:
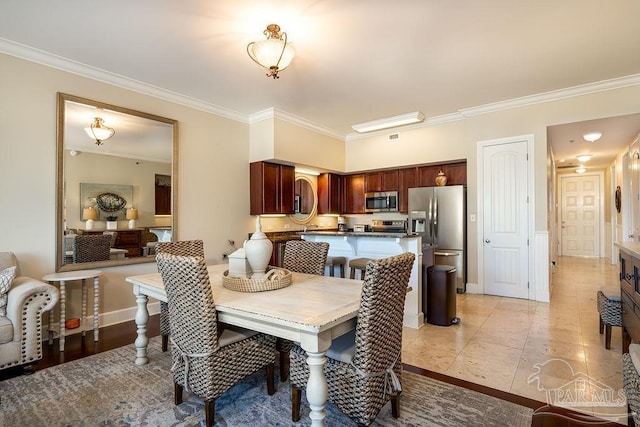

{"left": 417, "top": 162, "right": 467, "bottom": 187}
{"left": 342, "top": 173, "right": 365, "bottom": 214}
{"left": 398, "top": 167, "right": 418, "bottom": 213}
{"left": 250, "top": 161, "right": 295, "bottom": 215}
{"left": 317, "top": 173, "right": 342, "bottom": 215}
{"left": 365, "top": 170, "right": 399, "bottom": 192}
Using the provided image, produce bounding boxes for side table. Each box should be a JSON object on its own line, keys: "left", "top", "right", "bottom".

{"left": 42, "top": 269, "right": 102, "bottom": 352}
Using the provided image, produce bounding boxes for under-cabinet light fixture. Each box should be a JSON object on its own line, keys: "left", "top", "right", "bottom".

{"left": 351, "top": 111, "right": 425, "bottom": 133}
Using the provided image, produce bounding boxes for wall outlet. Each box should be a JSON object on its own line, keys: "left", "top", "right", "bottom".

{"left": 284, "top": 223, "right": 290, "bottom": 229}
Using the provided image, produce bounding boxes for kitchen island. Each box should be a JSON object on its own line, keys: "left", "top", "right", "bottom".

{"left": 302, "top": 230, "right": 424, "bottom": 329}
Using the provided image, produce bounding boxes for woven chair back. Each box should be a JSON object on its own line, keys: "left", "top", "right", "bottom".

{"left": 156, "top": 253, "right": 218, "bottom": 372}
{"left": 73, "top": 234, "right": 112, "bottom": 263}
{"left": 352, "top": 252, "right": 415, "bottom": 373}
{"left": 282, "top": 240, "right": 329, "bottom": 275}
{"left": 102, "top": 231, "right": 118, "bottom": 247}
{"left": 156, "top": 240, "right": 204, "bottom": 258}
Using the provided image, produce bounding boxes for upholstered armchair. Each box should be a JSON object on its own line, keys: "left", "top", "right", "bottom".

{"left": 0, "top": 252, "right": 59, "bottom": 371}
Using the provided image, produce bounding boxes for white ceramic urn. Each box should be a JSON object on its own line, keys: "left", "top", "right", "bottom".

{"left": 244, "top": 216, "right": 273, "bottom": 279}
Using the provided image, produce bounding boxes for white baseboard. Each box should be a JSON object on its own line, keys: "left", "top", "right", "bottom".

{"left": 465, "top": 282, "right": 481, "bottom": 294}
{"left": 403, "top": 313, "right": 425, "bottom": 329}
{"left": 47, "top": 301, "right": 161, "bottom": 337}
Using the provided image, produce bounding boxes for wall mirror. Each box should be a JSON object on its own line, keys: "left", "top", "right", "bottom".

{"left": 290, "top": 175, "right": 317, "bottom": 224}
{"left": 56, "top": 93, "right": 178, "bottom": 271}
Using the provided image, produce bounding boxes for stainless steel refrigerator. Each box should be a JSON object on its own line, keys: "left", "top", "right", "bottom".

{"left": 408, "top": 185, "right": 467, "bottom": 293}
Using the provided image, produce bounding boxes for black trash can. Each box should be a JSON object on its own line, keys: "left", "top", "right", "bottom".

{"left": 425, "top": 265, "right": 459, "bottom": 326}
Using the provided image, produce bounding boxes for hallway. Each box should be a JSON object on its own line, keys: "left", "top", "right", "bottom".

{"left": 402, "top": 256, "right": 626, "bottom": 423}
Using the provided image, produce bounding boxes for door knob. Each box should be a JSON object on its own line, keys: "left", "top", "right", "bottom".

{"left": 485, "top": 239, "right": 490, "bottom": 243}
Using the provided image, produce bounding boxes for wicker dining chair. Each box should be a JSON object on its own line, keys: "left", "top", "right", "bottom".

{"left": 277, "top": 240, "right": 329, "bottom": 382}
{"left": 156, "top": 240, "right": 205, "bottom": 352}
{"left": 72, "top": 234, "right": 112, "bottom": 263}
{"left": 290, "top": 252, "right": 415, "bottom": 426}
{"left": 156, "top": 252, "right": 277, "bottom": 427}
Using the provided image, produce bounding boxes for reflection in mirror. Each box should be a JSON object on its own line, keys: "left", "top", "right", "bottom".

{"left": 290, "top": 176, "right": 317, "bottom": 224}
{"left": 56, "top": 93, "right": 178, "bottom": 272}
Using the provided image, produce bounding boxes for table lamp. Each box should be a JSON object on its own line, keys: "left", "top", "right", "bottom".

{"left": 82, "top": 207, "right": 98, "bottom": 230}
{"left": 126, "top": 208, "right": 138, "bottom": 229}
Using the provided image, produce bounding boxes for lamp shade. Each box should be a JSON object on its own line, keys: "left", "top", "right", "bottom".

{"left": 82, "top": 207, "right": 98, "bottom": 221}
{"left": 84, "top": 117, "right": 115, "bottom": 145}
{"left": 126, "top": 208, "right": 138, "bottom": 220}
{"left": 247, "top": 24, "right": 295, "bottom": 79}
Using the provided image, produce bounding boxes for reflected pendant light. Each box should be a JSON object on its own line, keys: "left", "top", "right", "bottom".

{"left": 247, "top": 24, "right": 295, "bottom": 79}
{"left": 84, "top": 117, "right": 115, "bottom": 145}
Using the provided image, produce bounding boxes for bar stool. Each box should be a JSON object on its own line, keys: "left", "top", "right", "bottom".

{"left": 597, "top": 286, "right": 622, "bottom": 350}
{"left": 349, "top": 257, "right": 372, "bottom": 280}
{"left": 325, "top": 256, "right": 346, "bottom": 278}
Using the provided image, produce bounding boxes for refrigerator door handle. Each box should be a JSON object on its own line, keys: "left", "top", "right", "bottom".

{"left": 433, "top": 197, "right": 438, "bottom": 239}
{"left": 428, "top": 198, "right": 433, "bottom": 239}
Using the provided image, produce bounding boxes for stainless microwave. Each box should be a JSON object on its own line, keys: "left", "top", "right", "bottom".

{"left": 365, "top": 191, "right": 399, "bottom": 213}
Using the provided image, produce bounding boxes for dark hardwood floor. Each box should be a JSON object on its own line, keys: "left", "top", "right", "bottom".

{"left": 0, "top": 314, "right": 160, "bottom": 381}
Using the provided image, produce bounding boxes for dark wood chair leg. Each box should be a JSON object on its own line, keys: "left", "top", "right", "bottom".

{"left": 291, "top": 385, "right": 302, "bottom": 422}
{"left": 599, "top": 317, "right": 604, "bottom": 334}
{"left": 162, "top": 334, "right": 169, "bottom": 352}
{"left": 266, "top": 363, "right": 275, "bottom": 395}
{"left": 329, "top": 265, "right": 334, "bottom": 277}
{"left": 174, "top": 382, "right": 183, "bottom": 405}
{"left": 204, "top": 399, "right": 215, "bottom": 427}
{"left": 605, "top": 324, "right": 612, "bottom": 349}
{"left": 339, "top": 264, "right": 345, "bottom": 278}
{"left": 391, "top": 393, "right": 400, "bottom": 418}
{"left": 280, "top": 350, "right": 290, "bottom": 382}
{"left": 350, "top": 268, "right": 356, "bottom": 279}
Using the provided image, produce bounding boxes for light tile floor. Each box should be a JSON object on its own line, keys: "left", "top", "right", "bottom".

{"left": 402, "top": 256, "right": 628, "bottom": 424}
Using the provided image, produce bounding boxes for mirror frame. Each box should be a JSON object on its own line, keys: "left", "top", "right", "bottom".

{"left": 56, "top": 93, "right": 179, "bottom": 271}
{"left": 289, "top": 175, "right": 317, "bottom": 224}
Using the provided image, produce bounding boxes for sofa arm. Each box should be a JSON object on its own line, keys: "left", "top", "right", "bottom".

{"left": 6, "top": 276, "right": 59, "bottom": 344}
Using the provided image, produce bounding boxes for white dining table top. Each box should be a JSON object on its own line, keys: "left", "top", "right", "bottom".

{"left": 126, "top": 264, "right": 364, "bottom": 335}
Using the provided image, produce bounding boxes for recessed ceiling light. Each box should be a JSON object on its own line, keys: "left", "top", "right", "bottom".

{"left": 576, "top": 154, "right": 592, "bottom": 162}
{"left": 582, "top": 132, "right": 602, "bottom": 142}
{"left": 352, "top": 111, "right": 425, "bottom": 133}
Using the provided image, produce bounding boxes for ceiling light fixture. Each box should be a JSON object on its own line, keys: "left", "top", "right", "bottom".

{"left": 575, "top": 166, "right": 586, "bottom": 174}
{"left": 576, "top": 154, "right": 592, "bottom": 162}
{"left": 84, "top": 117, "right": 115, "bottom": 145}
{"left": 247, "top": 24, "right": 295, "bottom": 79}
{"left": 582, "top": 131, "right": 602, "bottom": 142}
{"left": 352, "top": 111, "right": 426, "bottom": 133}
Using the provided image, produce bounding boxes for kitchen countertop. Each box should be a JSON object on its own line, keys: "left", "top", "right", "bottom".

{"left": 301, "top": 230, "right": 418, "bottom": 239}
{"left": 615, "top": 241, "right": 640, "bottom": 258}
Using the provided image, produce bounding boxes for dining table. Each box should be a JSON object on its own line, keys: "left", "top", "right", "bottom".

{"left": 125, "top": 263, "right": 364, "bottom": 427}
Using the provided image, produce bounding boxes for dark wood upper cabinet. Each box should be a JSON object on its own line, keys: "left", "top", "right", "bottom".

{"left": 365, "top": 170, "right": 399, "bottom": 192}
{"left": 342, "top": 173, "right": 365, "bottom": 214}
{"left": 250, "top": 161, "right": 295, "bottom": 215}
{"left": 398, "top": 167, "right": 418, "bottom": 213}
{"left": 317, "top": 173, "right": 342, "bottom": 215}
{"left": 417, "top": 162, "right": 467, "bottom": 187}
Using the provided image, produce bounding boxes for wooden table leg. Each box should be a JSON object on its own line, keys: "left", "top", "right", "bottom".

{"left": 59, "top": 280, "right": 66, "bottom": 352}
{"left": 93, "top": 276, "right": 99, "bottom": 341}
{"left": 81, "top": 279, "right": 87, "bottom": 337}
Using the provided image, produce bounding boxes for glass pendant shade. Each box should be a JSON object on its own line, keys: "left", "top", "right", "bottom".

{"left": 247, "top": 24, "right": 295, "bottom": 79}
{"left": 84, "top": 117, "right": 115, "bottom": 145}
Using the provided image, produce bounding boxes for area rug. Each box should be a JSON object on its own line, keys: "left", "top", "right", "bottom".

{"left": 0, "top": 337, "right": 532, "bottom": 426}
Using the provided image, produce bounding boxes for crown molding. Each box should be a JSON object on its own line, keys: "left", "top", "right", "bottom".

{"left": 249, "top": 107, "right": 344, "bottom": 141}
{"left": 3, "top": 37, "right": 640, "bottom": 142}
{"left": 0, "top": 37, "right": 249, "bottom": 124}
{"left": 458, "top": 73, "right": 640, "bottom": 117}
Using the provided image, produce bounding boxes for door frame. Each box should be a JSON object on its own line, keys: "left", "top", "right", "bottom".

{"left": 476, "top": 134, "right": 534, "bottom": 299}
{"left": 557, "top": 171, "right": 605, "bottom": 258}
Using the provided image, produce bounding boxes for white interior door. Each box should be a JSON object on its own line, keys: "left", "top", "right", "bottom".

{"left": 481, "top": 140, "right": 529, "bottom": 299}
{"left": 559, "top": 174, "right": 601, "bottom": 257}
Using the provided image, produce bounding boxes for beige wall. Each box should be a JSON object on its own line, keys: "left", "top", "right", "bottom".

{"left": 0, "top": 53, "right": 253, "bottom": 319}
{"left": 3, "top": 49, "right": 640, "bottom": 320}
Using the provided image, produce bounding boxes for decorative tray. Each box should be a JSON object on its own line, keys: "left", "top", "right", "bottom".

{"left": 222, "top": 268, "right": 292, "bottom": 292}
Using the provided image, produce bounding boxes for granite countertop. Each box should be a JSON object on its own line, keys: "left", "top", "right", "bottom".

{"left": 615, "top": 241, "right": 640, "bottom": 258}
{"left": 301, "top": 230, "right": 418, "bottom": 239}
